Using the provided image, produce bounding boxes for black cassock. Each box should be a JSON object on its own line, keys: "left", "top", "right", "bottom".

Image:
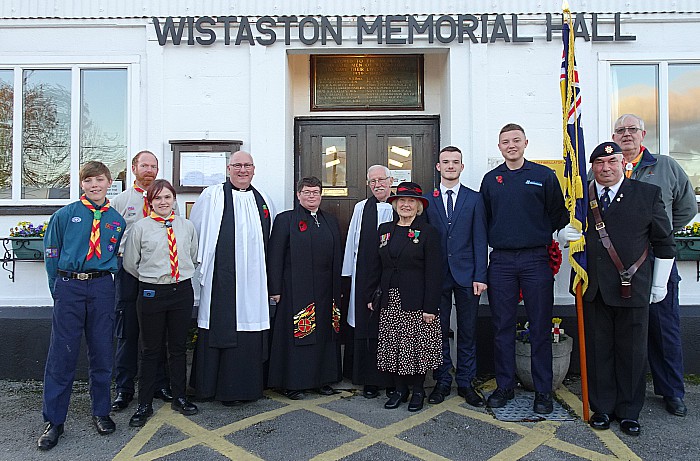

{"left": 267, "top": 205, "right": 343, "bottom": 390}
{"left": 189, "top": 181, "right": 271, "bottom": 402}
{"left": 346, "top": 196, "right": 393, "bottom": 387}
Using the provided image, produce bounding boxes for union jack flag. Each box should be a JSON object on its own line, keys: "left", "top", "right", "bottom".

{"left": 560, "top": 16, "right": 588, "bottom": 293}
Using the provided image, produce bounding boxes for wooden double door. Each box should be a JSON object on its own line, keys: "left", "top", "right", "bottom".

{"left": 295, "top": 116, "right": 440, "bottom": 243}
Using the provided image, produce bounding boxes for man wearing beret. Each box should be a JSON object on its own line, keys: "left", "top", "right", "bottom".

{"left": 612, "top": 114, "right": 696, "bottom": 417}
{"left": 565, "top": 142, "right": 676, "bottom": 436}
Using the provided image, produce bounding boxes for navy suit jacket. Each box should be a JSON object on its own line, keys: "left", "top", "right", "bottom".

{"left": 424, "top": 185, "right": 488, "bottom": 287}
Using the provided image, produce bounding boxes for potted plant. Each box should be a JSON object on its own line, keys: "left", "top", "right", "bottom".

{"left": 674, "top": 222, "right": 700, "bottom": 261}
{"left": 515, "top": 318, "right": 573, "bottom": 391}
{"left": 8, "top": 221, "right": 47, "bottom": 260}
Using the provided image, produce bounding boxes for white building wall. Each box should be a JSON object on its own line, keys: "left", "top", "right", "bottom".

{"left": 2, "top": 10, "right": 700, "bottom": 306}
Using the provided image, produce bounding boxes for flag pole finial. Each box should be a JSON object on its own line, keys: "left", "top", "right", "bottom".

{"left": 563, "top": 0, "right": 570, "bottom": 13}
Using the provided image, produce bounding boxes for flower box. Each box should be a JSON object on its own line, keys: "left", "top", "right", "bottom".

{"left": 675, "top": 237, "right": 700, "bottom": 261}
{"left": 10, "top": 237, "right": 45, "bottom": 260}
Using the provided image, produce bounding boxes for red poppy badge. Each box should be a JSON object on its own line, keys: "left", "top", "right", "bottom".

{"left": 298, "top": 220, "right": 307, "bottom": 232}
{"left": 496, "top": 175, "right": 503, "bottom": 184}
{"left": 432, "top": 188, "right": 439, "bottom": 197}
{"left": 263, "top": 204, "right": 269, "bottom": 219}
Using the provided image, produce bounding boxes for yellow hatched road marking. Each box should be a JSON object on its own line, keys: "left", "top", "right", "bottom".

{"left": 113, "top": 385, "right": 642, "bottom": 461}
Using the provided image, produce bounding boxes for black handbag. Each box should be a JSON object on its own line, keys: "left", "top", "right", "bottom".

{"left": 370, "top": 287, "right": 382, "bottom": 311}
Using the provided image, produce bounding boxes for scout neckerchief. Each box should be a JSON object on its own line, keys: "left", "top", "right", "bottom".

{"left": 133, "top": 183, "right": 149, "bottom": 217}
{"left": 81, "top": 195, "right": 111, "bottom": 260}
{"left": 150, "top": 211, "right": 179, "bottom": 281}
{"left": 624, "top": 146, "right": 645, "bottom": 179}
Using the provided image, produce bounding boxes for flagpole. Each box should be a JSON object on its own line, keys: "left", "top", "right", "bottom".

{"left": 562, "top": 0, "right": 590, "bottom": 421}
{"left": 575, "top": 282, "right": 589, "bottom": 420}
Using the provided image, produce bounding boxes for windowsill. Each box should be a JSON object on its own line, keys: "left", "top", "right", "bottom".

{"left": 0, "top": 206, "right": 62, "bottom": 216}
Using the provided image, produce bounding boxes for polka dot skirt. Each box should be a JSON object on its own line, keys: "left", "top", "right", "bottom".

{"left": 377, "top": 288, "right": 442, "bottom": 375}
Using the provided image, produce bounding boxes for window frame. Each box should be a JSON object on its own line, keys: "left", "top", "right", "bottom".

{"left": 599, "top": 52, "right": 700, "bottom": 192}
{"left": 0, "top": 55, "right": 140, "bottom": 207}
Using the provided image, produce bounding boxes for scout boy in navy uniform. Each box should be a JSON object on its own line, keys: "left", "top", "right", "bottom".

{"left": 38, "top": 161, "right": 126, "bottom": 451}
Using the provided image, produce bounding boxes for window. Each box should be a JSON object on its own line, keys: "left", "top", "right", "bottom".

{"left": 0, "top": 70, "right": 12, "bottom": 199}
{"left": 608, "top": 61, "right": 700, "bottom": 192}
{"left": 0, "top": 64, "right": 129, "bottom": 204}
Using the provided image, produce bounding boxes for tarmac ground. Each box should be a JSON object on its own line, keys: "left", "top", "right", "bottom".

{"left": 1, "top": 376, "right": 698, "bottom": 461}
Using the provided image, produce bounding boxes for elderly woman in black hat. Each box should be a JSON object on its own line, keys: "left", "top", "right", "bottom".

{"left": 369, "top": 181, "right": 443, "bottom": 411}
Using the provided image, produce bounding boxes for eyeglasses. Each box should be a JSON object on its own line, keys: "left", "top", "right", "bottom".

{"left": 300, "top": 190, "right": 321, "bottom": 197}
{"left": 229, "top": 163, "right": 254, "bottom": 170}
{"left": 368, "top": 177, "right": 390, "bottom": 186}
{"left": 614, "top": 126, "right": 641, "bottom": 135}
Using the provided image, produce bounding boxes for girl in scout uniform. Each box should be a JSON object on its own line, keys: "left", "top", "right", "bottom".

{"left": 123, "top": 179, "right": 199, "bottom": 427}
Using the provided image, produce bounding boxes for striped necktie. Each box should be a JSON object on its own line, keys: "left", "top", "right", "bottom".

{"left": 133, "top": 183, "right": 149, "bottom": 217}
{"left": 150, "top": 211, "right": 179, "bottom": 281}
{"left": 81, "top": 195, "right": 111, "bottom": 260}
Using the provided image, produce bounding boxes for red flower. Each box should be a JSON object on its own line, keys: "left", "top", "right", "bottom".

{"left": 298, "top": 220, "right": 307, "bottom": 232}
{"left": 433, "top": 188, "right": 439, "bottom": 197}
{"left": 547, "top": 240, "right": 563, "bottom": 275}
{"left": 496, "top": 175, "right": 503, "bottom": 184}
{"left": 263, "top": 206, "right": 269, "bottom": 219}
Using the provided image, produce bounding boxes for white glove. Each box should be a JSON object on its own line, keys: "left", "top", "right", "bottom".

{"left": 650, "top": 258, "right": 674, "bottom": 304}
{"left": 556, "top": 224, "right": 583, "bottom": 247}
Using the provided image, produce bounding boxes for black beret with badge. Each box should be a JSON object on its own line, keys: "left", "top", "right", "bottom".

{"left": 589, "top": 141, "right": 622, "bottom": 162}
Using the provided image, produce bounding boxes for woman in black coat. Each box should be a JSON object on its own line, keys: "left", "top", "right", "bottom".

{"left": 370, "top": 182, "right": 442, "bottom": 411}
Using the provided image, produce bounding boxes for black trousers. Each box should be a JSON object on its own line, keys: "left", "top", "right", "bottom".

{"left": 584, "top": 291, "right": 648, "bottom": 420}
{"left": 136, "top": 280, "right": 193, "bottom": 406}
{"left": 114, "top": 258, "right": 169, "bottom": 394}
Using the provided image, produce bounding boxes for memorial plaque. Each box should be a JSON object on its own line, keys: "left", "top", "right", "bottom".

{"left": 311, "top": 55, "right": 424, "bottom": 111}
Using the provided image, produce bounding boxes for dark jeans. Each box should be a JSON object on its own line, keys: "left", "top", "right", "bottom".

{"left": 487, "top": 247, "right": 554, "bottom": 393}
{"left": 136, "top": 281, "right": 193, "bottom": 405}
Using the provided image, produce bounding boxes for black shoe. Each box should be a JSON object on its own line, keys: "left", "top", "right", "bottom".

{"left": 486, "top": 388, "right": 515, "bottom": 408}
{"left": 129, "top": 404, "right": 154, "bottom": 427}
{"left": 408, "top": 392, "right": 425, "bottom": 412}
{"left": 154, "top": 387, "right": 173, "bottom": 402}
{"left": 92, "top": 415, "right": 116, "bottom": 435}
{"left": 363, "top": 385, "right": 379, "bottom": 399}
{"left": 111, "top": 391, "right": 133, "bottom": 411}
{"left": 664, "top": 397, "right": 688, "bottom": 417}
{"left": 458, "top": 386, "right": 485, "bottom": 407}
{"left": 172, "top": 397, "right": 198, "bottom": 416}
{"left": 533, "top": 392, "right": 554, "bottom": 414}
{"left": 428, "top": 383, "right": 450, "bottom": 404}
{"left": 222, "top": 400, "right": 246, "bottom": 407}
{"left": 384, "top": 390, "right": 409, "bottom": 409}
{"left": 284, "top": 389, "right": 305, "bottom": 400}
{"left": 385, "top": 387, "right": 396, "bottom": 397}
{"left": 619, "top": 419, "right": 641, "bottom": 436}
{"left": 589, "top": 412, "right": 611, "bottom": 430}
{"left": 317, "top": 385, "right": 336, "bottom": 396}
{"left": 37, "top": 422, "right": 63, "bottom": 451}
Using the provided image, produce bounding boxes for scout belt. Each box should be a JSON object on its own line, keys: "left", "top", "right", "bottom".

{"left": 57, "top": 269, "right": 111, "bottom": 280}
{"left": 588, "top": 182, "right": 647, "bottom": 299}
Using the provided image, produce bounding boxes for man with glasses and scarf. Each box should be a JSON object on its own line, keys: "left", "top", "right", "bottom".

{"left": 611, "top": 114, "right": 696, "bottom": 417}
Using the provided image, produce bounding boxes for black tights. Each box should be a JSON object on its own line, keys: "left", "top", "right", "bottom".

{"left": 393, "top": 373, "right": 425, "bottom": 395}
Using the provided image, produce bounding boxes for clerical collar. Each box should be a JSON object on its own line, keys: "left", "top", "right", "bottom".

{"left": 232, "top": 185, "right": 253, "bottom": 192}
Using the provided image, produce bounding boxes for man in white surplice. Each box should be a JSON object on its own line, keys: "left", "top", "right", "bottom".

{"left": 341, "top": 165, "right": 395, "bottom": 398}
{"left": 188, "top": 151, "right": 276, "bottom": 404}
